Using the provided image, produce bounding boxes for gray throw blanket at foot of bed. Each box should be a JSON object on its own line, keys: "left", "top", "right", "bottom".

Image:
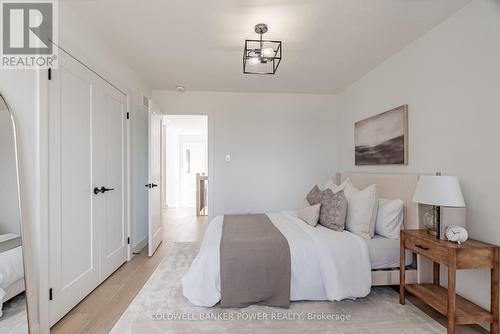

{"left": 220, "top": 214, "right": 291, "bottom": 308}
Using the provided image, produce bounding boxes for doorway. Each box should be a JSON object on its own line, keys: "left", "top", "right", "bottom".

{"left": 163, "top": 115, "right": 209, "bottom": 219}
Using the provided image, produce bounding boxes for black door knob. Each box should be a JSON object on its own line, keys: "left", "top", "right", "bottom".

{"left": 94, "top": 187, "right": 101, "bottom": 195}
{"left": 100, "top": 186, "right": 115, "bottom": 193}
{"left": 151, "top": 183, "right": 158, "bottom": 188}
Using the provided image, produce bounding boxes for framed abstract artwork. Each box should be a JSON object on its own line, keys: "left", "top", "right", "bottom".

{"left": 354, "top": 105, "right": 408, "bottom": 165}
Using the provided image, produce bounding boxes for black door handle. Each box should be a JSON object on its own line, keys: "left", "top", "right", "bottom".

{"left": 100, "top": 186, "right": 115, "bottom": 193}
{"left": 94, "top": 186, "right": 115, "bottom": 195}
{"left": 151, "top": 183, "right": 158, "bottom": 188}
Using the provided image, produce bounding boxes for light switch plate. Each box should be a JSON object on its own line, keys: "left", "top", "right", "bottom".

{"left": 225, "top": 154, "right": 230, "bottom": 162}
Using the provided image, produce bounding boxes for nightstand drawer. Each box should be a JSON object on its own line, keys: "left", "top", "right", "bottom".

{"left": 404, "top": 234, "right": 448, "bottom": 265}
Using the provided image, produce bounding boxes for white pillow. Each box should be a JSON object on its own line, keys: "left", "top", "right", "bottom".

{"left": 298, "top": 204, "right": 321, "bottom": 227}
{"left": 324, "top": 178, "right": 350, "bottom": 193}
{"left": 343, "top": 181, "right": 379, "bottom": 239}
{"left": 375, "top": 198, "right": 404, "bottom": 239}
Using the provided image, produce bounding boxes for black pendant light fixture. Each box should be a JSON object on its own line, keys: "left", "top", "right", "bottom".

{"left": 243, "top": 23, "right": 282, "bottom": 75}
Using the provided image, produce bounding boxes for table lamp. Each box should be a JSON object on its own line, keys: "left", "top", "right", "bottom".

{"left": 412, "top": 174, "right": 465, "bottom": 238}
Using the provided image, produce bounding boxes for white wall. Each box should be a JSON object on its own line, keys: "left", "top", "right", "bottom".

{"left": 153, "top": 91, "right": 339, "bottom": 216}
{"left": 337, "top": 0, "right": 500, "bottom": 313}
{"left": 165, "top": 125, "right": 180, "bottom": 207}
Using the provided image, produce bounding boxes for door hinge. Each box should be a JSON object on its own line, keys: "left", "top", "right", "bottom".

{"left": 127, "top": 237, "right": 130, "bottom": 245}
{"left": 49, "top": 288, "right": 53, "bottom": 301}
{"left": 48, "top": 68, "right": 52, "bottom": 80}
{"left": 126, "top": 112, "right": 130, "bottom": 120}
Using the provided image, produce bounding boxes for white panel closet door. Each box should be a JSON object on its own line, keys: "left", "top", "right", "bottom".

{"left": 48, "top": 52, "right": 128, "bottom": 325}
{"left": 48, "top": 52, "right": 100, "bottom": 325}
{"left": 148, "top": 103, "right": 163, "bottom": 256}
{"left": 99, "top": 82, "right": 127, "bottom": 278}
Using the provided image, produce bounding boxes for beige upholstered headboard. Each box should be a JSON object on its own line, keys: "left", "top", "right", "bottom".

{"left": 336, "top": 172, "right": 420, "bottom": 230}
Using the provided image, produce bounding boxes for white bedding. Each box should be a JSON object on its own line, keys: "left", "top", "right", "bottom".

{"left": 0, "top": 234, "right": 24, "bottom": 317}
{"left": 182, "top": 212, "right": 372, "bottom": 307}
{"left": 366, "top": 234, "right": 413, "bottom": 269}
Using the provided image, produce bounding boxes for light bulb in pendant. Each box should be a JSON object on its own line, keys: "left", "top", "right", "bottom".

{"left": 248, "top": 57, "right": 260, "bottom": 65}
{"left": 262, "top": 48, "right": 274, "bottom": 57}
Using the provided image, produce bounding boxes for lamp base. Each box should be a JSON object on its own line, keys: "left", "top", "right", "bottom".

{"left": 436, "top": 205, "right": 441, "bottom": 239}
{"left": 423, "top": 206, "right": 440, "bottom": 239}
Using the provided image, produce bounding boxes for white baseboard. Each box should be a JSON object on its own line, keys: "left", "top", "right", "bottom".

{"left": 132, "top": 236, "right": 147, "bottom": 254}
{"left": 30, "top": 322, "right": 40, "bottom": 334}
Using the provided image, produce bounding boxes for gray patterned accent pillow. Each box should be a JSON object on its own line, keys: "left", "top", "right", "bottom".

{"left": 306, "top": 186, "right": 347, "bottom": 231}
{"left": 306, "top": 185, "right": 322, "bottom": 206}
{"left": 319, "top": 189, "right": 347, "bottom": 231}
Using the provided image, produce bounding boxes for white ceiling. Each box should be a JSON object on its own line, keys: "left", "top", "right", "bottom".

{"left": 67, "top": 0, "right": 470, "bottom": 94}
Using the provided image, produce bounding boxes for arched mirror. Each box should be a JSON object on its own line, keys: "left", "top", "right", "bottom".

{"left": 0, "top": 94, "right": 29, "bottom": 333}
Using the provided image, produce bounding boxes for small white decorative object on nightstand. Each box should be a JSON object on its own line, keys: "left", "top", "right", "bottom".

{"left": 445, "top": 225, "right": 468, "bottom": 244}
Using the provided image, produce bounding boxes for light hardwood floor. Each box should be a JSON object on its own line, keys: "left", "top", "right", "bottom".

{"left": 51, "top": 208, "right": 487, "bottom": 334}
{"left": 50, "top": 208, "right": 208, "bottom": 334}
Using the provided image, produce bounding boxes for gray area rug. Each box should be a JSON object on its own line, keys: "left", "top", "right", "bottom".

{"left": 0, "top": 293, "right": 28, "bottom": 334}
{"left": 111, "top": 242, "right": 445, "bottom": 334}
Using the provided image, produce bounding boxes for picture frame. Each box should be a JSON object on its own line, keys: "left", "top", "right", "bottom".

{"left": 354, "top": 105, "right": 408, "bottom": 165}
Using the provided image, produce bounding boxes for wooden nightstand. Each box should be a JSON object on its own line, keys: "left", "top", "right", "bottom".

{"left": 400, "top": 229, "right": 499, "bottom": 334}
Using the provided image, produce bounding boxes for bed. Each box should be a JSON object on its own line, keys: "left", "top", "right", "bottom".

{"left": 367, "top": 234, "right": 412, "bottom": 269}
{"left": 0, "top": 234, "right": 25, "bottom": 317}
{"left": 182, "top": 172, "right": 426, "bottom": 307}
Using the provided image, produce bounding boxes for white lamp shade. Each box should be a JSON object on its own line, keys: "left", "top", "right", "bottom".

{"left": 413, "top": 175, "right": 465, "bottom": 207}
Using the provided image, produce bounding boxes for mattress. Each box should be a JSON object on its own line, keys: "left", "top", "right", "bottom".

{"left": 366, "top": 234, "right": 413, "bottom": 270}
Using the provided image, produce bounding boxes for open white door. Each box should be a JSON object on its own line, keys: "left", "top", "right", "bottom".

{"left": 148, "top": 102, "right": 163, "bottom": 256}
